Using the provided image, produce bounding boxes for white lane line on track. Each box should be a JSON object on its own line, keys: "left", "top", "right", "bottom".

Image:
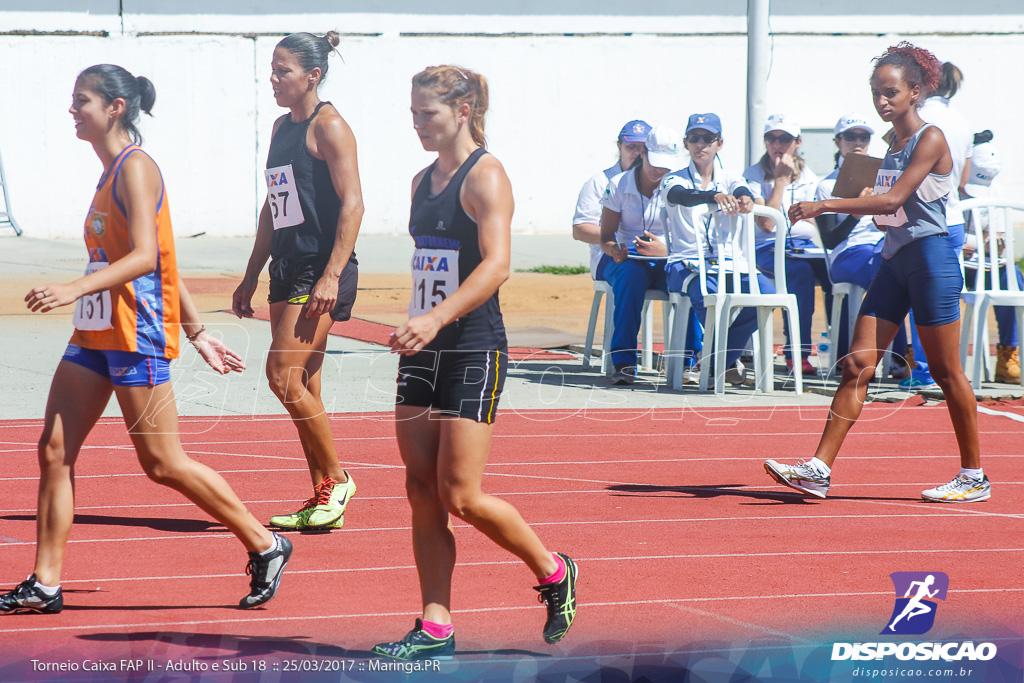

{"left": 3, "top": 512, "right": 1021, "bottom": 545}
{"left": 665, "top": 603, "right": 814, "bottom": 645}
{"left": 2, "top": 588, "right": 1022, "bottom": 635}
{"left": 39, "top": 548, "right": 1024, "bottom": 585}
{"left": 977, "top": 405, "right": 1024, "bottom": 423}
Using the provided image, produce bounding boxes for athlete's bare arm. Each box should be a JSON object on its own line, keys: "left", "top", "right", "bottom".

{"left": 233, "top": 117, "right": 287, "bottom": 318}
{"left": 305, "top": 107, "right": 364, "bottom": 318}
{"left": 389, "top": 155, "right": 511, "bottom": 354}
{"left": 26, "top": 152, "right": 163, "bottom": 312}
{"left": 790, "top": 127, "right": 952, "bottom": 222}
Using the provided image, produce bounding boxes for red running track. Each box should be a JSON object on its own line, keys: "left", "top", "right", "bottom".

{"left": 0, "top": 403, "right": 1022, "bottom": 681}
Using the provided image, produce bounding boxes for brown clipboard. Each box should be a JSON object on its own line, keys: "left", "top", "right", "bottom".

{"left": 833, "top": 153, "right": 883, "bottom": 199}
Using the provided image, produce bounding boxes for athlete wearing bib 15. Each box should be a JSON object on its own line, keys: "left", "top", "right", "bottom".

{"left": 265, "top": 100, "right": 358, "bottom": 320}
{"left": 398, "top": 147, "right": 507, "bottom": 423}
{"left": 64, "top": 143, "right": 179, "bottom": 386}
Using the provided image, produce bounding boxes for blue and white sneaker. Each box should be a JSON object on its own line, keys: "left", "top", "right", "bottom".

{"left": 899, "top": 377, "right": 939, "bottom": 391}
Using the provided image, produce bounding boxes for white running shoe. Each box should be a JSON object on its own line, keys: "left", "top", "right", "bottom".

{"left": 921, "top": 474, "right": 991, "bottom": 502}
{"left": 764, "top": 459, "right": 830, "bottom": 499}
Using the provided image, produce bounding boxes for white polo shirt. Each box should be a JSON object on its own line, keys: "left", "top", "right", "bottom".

{"left": 919, "top": 96, "right": 973, "bottom": 228}
{"left": 659, "top": 160, "right": 754, "bottom": 263}
{"left": 600, "top": 167, "right": 666, "bottom": 248}
{"left": 743, "top": 162, "right": 820, "bottom": 244}
{"left": 816, "top": 157, "right": 883, "bottom": 264}
{"left": 573, "top": 162, "right": 621, "bottom": 277}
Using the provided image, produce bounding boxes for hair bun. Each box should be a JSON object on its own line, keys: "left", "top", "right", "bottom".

{"left": 324, "top": 30, "right": 340, "bottom": 48}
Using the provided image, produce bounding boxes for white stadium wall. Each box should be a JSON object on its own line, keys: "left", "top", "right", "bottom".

{"left": 1, "top": 1, "right": 1022, "bottom": 239}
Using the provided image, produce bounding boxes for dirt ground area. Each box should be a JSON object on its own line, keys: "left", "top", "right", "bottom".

{"left": 0, "top": 269, "right": 854, "bottom": 352}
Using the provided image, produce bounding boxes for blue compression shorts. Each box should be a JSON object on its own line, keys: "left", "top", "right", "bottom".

{"left": 859, "top": 234, "right": 963, "bottom": 328}
{"left": 62, "top": 343, "right": 171, "bottom": 387}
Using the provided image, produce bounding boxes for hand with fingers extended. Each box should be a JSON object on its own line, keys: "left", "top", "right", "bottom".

{"left": 304, "top": 274, "right": 339, "bottom": 319}
{"left": 25, "top": 282, "right": 81, "bottom": 313}
{"left": 231, "top": 278, "right": 258, "bottom": 318}
{"left": 389, "top": 312, "right": 444, "bottom": 355}
{"left": 190, "top": 330, "right": 246, "bottom": 375}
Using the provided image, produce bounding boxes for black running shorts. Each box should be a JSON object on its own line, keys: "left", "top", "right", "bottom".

{"left": 267, "top": 255, "right": 358, "bottom": 322}
{"left": 396, "top": 348, "right": 508, "bottom": 424}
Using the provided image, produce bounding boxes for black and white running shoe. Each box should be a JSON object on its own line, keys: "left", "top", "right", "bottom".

{"left": 0, "top": 575, "right": 63, "bottom": 614}
{"left": 239, "top": 533, "right": 292, "bottom": 608}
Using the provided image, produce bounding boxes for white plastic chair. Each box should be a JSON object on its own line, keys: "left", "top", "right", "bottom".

{"left": 668, "top": 206, "right": 802, "bottom": 394}
{"left": 959, "top": 198, "right": 1024, "bottom": 389}
{"left": 582, "top": 279, "right": 674, "bottom": 374}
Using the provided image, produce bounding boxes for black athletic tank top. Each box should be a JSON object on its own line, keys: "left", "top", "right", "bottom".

{"left": 409, "top": 147, "right": 507, "bottom": 350}
{"left": 265, "top": 101, "right": 342, "bottom": 267}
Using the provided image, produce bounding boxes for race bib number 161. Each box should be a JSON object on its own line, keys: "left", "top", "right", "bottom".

{"left": 265, "top": 164, "right": 305, "bottom": 230}
{"left": 72, "top": 261, "right": 114, "bottom": 331}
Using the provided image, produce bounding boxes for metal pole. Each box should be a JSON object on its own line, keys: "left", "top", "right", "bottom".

{"left": 746, "top": 0, "right": 770, "bottom": 169}
{"left": 0, "top": 148, "right": 23, "bottom": 236}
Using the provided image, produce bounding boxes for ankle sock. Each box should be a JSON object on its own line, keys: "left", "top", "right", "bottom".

{"left": 32, "top": 578, "right": 60, "bottom": 596}
{"left": 421, "top": 619, "right": 454, "bottom": 639}
{"left": 259, "top": 535, "right": 279, "bottom": 556}
{"left": 810, "top": 457, "right": 831, "bottom": 476}
{"left": 960, "top": 467, "right": 983, "bottom": 480}
{"left": 539, "top": 553, "right": 566, "bottom": 584}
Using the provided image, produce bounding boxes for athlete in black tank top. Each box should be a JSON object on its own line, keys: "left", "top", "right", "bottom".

{"left": 409, "top": 147, "right": 506, "bottom": 351}
{"left": 266, "top": 101, "right": 344, "bottom": 267}
{"left": 375, "top": 65, "right": 577, "bottom": 662}
{"left": 232, "top": 33, "right": 363, "bottom": 532}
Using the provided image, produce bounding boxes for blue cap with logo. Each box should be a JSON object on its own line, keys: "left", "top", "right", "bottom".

{"left": 618, "top": 119, "right": 652, "bottom": 143}
{"left": 686, "top": 113, "right": 722, "bottom": 136}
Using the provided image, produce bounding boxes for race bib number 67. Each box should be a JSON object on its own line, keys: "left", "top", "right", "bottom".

{"left": 72, "top": 261, "right": 114, "bottom": 331}
{"left": 410, "top": 248, "right": 459, "bottom": 317}
{"left": 264, "top": 164, "right": 306, "bottom": 230}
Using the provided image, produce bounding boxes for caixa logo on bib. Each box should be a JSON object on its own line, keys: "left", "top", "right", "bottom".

{"left": 883, "top": 571, "right": 948, "bottom": 635}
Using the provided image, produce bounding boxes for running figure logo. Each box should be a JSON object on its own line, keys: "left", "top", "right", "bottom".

{"left": 882, "top": 572, "right": 949, "bottom": 635}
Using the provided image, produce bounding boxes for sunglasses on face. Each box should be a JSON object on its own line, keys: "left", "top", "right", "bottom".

{"left": 686, "top": 133, "right": 719, "bottom": 144}
{"left": 840, "top": 131, "right": 871, "bottom": 143}
{"left": 764, "top": 133, "right": 795, "bottom": 145}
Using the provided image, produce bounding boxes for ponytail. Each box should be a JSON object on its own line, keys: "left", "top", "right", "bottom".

{"left": 934, "top": 62, "right": 963, "bottom": 99}
{"left": 873, "top": 42, "right": 942, "bottom": 104}
{"left": 412, "top": 65, "right": 488, "bottom": 148}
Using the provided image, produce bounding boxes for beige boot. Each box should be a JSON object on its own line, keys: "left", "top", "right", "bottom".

{"left": 995, "top": 344, "right": 1020, "bottom": 383}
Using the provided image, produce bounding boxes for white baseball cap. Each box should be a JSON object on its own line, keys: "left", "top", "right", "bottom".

{"left": 645, "top": 125, "right": 683, "bottom": 171}
{"left": 764, "top": 113, "right": 800, "bottom": 138}
{"left": 834, "top": 114, "right": 875, "bottom": 136}
{"left": 964, "top": 141, "right": 1001, "bottom": 196}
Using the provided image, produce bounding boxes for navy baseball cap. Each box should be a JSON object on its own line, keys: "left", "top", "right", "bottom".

{"left": 618, "top": 120, "right": 652, "bottom": 143}
{"left": 686, "top": 113, "right": 722, "bottom": 135}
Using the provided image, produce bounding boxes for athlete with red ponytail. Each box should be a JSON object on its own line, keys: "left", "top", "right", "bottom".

{"left": 764, "top": 43, "right": 989, "bottom": 503}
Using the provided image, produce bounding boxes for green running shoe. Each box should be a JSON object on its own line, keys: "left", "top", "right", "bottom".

{"left": 372, "top": 619, "right": 455, "bottom": 660}
{"left": 305, "top": 471, "right": 356, "bottom": 528}
{"left": 269, "top": 478, "right": 333, "bottom": 530}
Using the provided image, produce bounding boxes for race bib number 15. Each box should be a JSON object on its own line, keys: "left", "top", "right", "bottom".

{"left": 410, "top": 248, "right": 459, "bottom": 317}
{"left": 264, "top": 164, "right": 306, "bottom": 230}
{"left": 72, "top": 261, "right": 114, "bottom": 331}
